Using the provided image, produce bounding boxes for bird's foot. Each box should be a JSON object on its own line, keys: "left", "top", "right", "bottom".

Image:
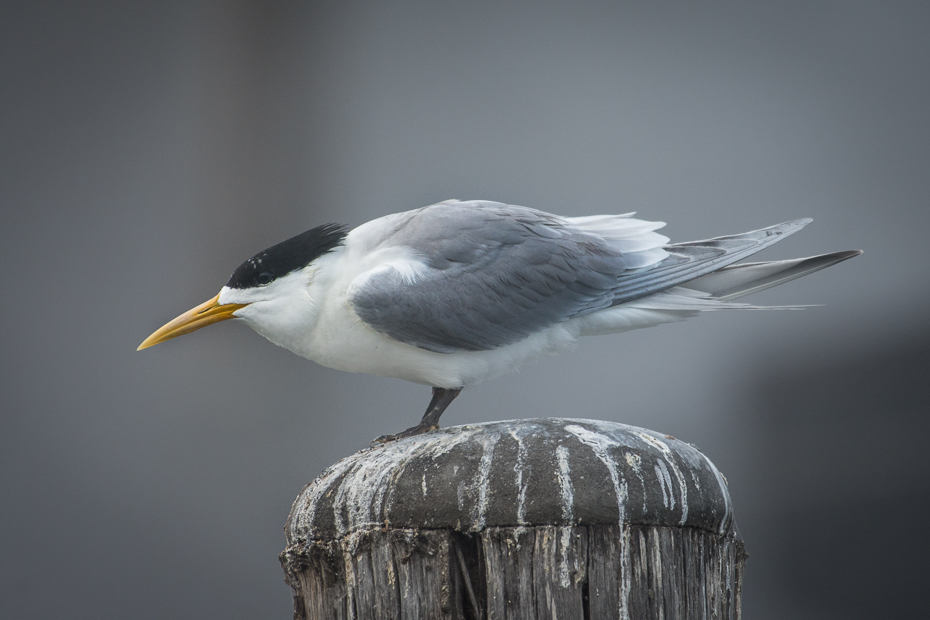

{"left": 370, "top": 422, "right": 439, "bottom": 447}
{"left": 370, "top": 387, "right": 461, "bottom": 448}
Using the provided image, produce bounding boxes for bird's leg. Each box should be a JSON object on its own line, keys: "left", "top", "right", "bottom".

{"left": 371, "top": 387, "right": 462, "bottom": 445}
{"left": 418, "top": 386, "right": 461, "bottom": 429}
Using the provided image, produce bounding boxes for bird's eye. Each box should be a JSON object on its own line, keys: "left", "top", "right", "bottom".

{"left": 258, "top": 272, "right": 273, "bottom": 285}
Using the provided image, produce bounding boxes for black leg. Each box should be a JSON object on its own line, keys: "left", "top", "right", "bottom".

{"left": 371, "top": 387, "right": 462, "bottom": 446}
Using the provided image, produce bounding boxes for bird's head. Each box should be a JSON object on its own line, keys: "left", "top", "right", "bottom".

{"left": 137, "top": 223, "right": 348, "bottom": 351}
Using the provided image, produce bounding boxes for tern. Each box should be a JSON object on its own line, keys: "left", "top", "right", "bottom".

{"left": 138, "top": 200, "right": 860, "bottom": 442}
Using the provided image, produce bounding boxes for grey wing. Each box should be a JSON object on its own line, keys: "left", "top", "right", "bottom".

{"left": 348, "top": 201, "right": 811, "bottom": 353}
{"left": 347, "top": 202, "right": 641, "bottom": 353}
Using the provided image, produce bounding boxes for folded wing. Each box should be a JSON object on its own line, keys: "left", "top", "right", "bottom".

{"left": 347, "top": 201, "right": 822, "bottom": 353}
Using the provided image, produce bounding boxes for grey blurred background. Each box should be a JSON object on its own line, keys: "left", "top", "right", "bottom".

{"left": 2, "top": 1, "right": 927, "bottom": 618}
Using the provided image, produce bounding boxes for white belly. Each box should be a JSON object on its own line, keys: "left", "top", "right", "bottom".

{"left": 300, "top": 298, "right": 580, "bottom": 387}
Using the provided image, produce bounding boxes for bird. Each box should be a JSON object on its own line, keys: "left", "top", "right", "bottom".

{"left": 138, "top": 199, "right": 860, "bottom": 442}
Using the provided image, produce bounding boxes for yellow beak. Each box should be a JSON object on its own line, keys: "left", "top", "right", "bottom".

{"left": 137, "top": 293, "right": 248, "bottom": 351}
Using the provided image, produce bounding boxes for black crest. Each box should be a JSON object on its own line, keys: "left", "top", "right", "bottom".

{"left": 226, "top": 223, "right": 348, "bottom": 289}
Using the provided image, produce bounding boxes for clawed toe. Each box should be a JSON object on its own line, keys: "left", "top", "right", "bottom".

{"left": 369, "top": 387, "right": 462, "bottom": 448}
{"left": 370, "top": 423, "right": 438, "bottom": 447}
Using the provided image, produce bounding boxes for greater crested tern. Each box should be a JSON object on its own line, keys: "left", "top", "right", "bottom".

{"left": 138, "top": 200, "right": 860, "bottom": 441}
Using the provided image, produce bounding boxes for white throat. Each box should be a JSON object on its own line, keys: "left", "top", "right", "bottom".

{"left": 218, "top": 266, "right": 322, "bottom": 356}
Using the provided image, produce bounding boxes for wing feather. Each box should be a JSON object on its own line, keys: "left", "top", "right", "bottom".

{"left": 347, "top": 201, "right": 812, "bottom": 353}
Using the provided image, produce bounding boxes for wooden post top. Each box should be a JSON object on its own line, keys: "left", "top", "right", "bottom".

{"left": 286, "top": 418, "right": 734, "bottom": 545}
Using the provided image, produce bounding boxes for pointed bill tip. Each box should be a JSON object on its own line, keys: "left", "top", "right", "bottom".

{"left": 136, "top": 293, "right": 247, "bottom": 352}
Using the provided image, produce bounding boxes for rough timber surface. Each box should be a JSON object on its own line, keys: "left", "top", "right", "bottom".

{"left": 281, "top": 419, "right": 746, "bottom": 619}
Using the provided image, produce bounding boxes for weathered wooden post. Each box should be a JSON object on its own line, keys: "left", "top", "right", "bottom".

{"left": 280, "top": 418, "right": 746, "bottom": 619}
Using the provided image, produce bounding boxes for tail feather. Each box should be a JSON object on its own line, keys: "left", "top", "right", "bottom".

{"left": 684, "top": 250, "right": 862, "bottom": 301}
{"left": 608, "top": 219, "right": 814, "bottom": 306}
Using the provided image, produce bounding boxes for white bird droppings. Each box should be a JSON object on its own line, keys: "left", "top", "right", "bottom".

{"left": 556, "top": 444, "right": 575, "bottom": 523}
{"left": 700, "top": 450, "right": 733, "bottom": 534}
{"left": 564, "top": 424, "right": 629, "bottom": 525}
{"left": 509, "top": 428, "right": 530, "bottom": 525}
{"left": 637, "top": 432, "right": 689, "bottom": 525}
{"left": 559, "top": 526, "right": 573, "bottom": 588}
{"left": 471, "top": 433, "right": 500, "bottom": 531}
{"left": 655, "top": 460, "right": 674, "bottom": 510}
